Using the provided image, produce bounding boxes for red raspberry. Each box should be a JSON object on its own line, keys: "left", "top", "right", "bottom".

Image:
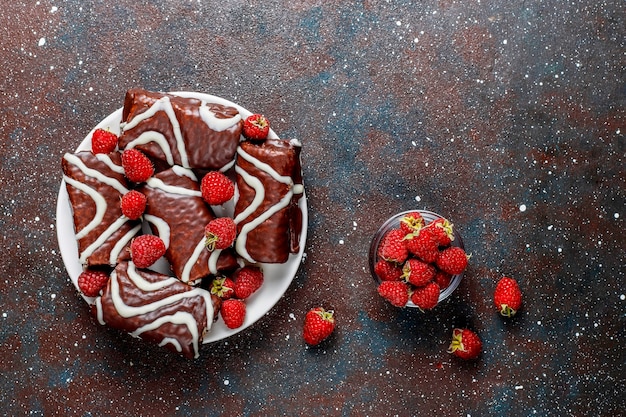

{"left": 204, "top": 217, "right": 236, "bottom": 251}
{"left": 494, "top": 277, "right": 522, "bottom": 317}
{"left": 120, "top": 190, "right": 147, "bottom": 220}
{"left": 201, "top": 171, "right": 235, "bottom": 205}
{"left": 379, "top": 228, "right": 409, "bottom": 264}
{"left": 233, "top": 266, "right": 264, "bottom": 299}
{"left": 377, "top": 281, "right": 409, "bottom": 307}
{"left": 210, "top": 276, "right": 235, "bottom": 300}
{"left": 399, "top": 211, "right": 424, "bottom": 234}
{"left": 448, "top": 328, "right": 482, "bottom": 360}
{"left": 410, "top": 281, "right": 440, "bottom": 310}
{"left": 433, "top": 269, "right": 453, "bottom": 290}
{"left": 430, "top": 217, "right": 455, "bottom": 246}
{"left": 401, "top": 258, "right": 435, "bottom": 287}
{"left": 242, "top": 114, "right": 270, "bottom": 141}
{"left": 303, "top": 307, "right": 335, "bottom": 346}
{"left": 373, "top": 259, "right": 403, "bottom": 281}
{"left": 91, "top": 128, "right": 118, "bottom": 154}
{"left": 130, "top": 235, "right": 166, "bottom": 268}
{"left": 436, "top": 246, "right": 469, "bottom": 275}
{"left": 221, "top": 299, "right": 246, "bottom": 329}
{"left": 121, "top": 148, "right": 154, "bottom": 183}
{"left": 77, "top": 269, "right": 110, "bottom": 297}
{"left": 405, "top": 227, "right": 439, "bottom": 263}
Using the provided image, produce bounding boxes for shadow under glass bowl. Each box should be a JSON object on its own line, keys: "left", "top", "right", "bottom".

{"left": 368, "top": 210, "right": 465, "bottom": 307}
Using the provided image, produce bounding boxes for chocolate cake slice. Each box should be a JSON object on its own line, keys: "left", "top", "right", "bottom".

{"left": 93, "top": 261, "right": 219, "bottom": 359}
{"left": 61, "top": 151, "right": 141, "bottom": 267}
{"left": 138, "top": 166, "right": 238, "bottom": 284}
{"left": 118, "top": 88, "right": 243, "bottom": 171}
{"left": 234, "top": 139, "right": 304, "bottom": 263}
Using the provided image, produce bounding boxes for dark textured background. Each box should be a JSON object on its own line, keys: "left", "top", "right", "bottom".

{"left": 1, "top": 1, "right": 624, "bottom": 416}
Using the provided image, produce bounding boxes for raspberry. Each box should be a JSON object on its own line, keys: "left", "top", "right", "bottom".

{"left": 201, "top": 171, "right": 235, "bottom": 205}
{"left": 303, "top": 307, "right": 335, "bottom": 346}
{"left": 494, "top": 277, "right": 522, "bottom": 317}
{"left": 377, "top": 281, "right": 409, "bottom": 307}
{"left": 242, "top": 114, "right": 270, "bottom": 141}
{"left": 405, "top": 227, "right": 439, "bottom": 263}
{"left": 120, "top": 190, "right": 147, "bottom": 220}
{"left": 221, "top": 299, "right": 246, "bottom": 329}
{"left": 436, "top": 246, "right": 469, "bottom": 275}
{"left": 77, "top": 269, "right": 110, "bottom": 297}
{"left": 233, "top": 266, "right": 264, "bottom": 299}
{"left": 130, "top": 235, "right": 166, "bottom": 268}
{"left": 91, "top": 128, "right": 118, "bottom": 154}
{"left": 373, "top": 259, "right": 403, "bottom": 281}
{"left": 410, "top": 281, "right": 440, "bottom": 310}
{"left": 430, "top": 218, "right": 455, "bottom": 246}
{"left": 448, "top": 328, "right": 482, "bottom": 360}
{"left": 204, "top": 217, "right": 236, "bottom": 251}
{"left": 379, "top": 228, "right": 409, "bottom": 264}
{"left": 399, "top": 211, "right": 424, "bottom": 234}
{"left": 433, "top": 269, "right": 453, "bottom": 289}
{"left": 121, "top": 148, "right": 154, "bottom": 183}
{"left": 210, "top": 276, "right": 235, "bottom": 300}
{"left": 401, "top": 258, "right": 435, "bottom": 287}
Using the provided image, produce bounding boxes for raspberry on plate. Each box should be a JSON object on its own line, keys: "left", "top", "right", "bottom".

{"left": 221, "top": 299, "right": 246, "bottom": 329}
{"left": 121, "top": 148, "right": 154, "bottom": 183}
{"left": 204, "top": 217, "right": 236, "bottom": 251}
{"left": 77, "top": 269, "right": 110, "bottom": 297}
{"left": 209, "top": 276, "right": 235, "bottom": 300}
{"left": 130, "top": 235, "right": 166, "bottom": 269}
{"left": 242, "top": 114, "right": 270, "bottom": 141}
{"left": 200, "top": 171, "right": 235, "bottom": 206}
{"left": 120, "top": 190, "right": 147, "bottom": 220}
{"left": 91, "top": 128, "right": 118, "bottom": 154}
{"left": 233, "top": 266, "right": 264, "bottom": 300}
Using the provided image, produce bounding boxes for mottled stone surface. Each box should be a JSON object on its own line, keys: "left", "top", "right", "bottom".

{"left": 1, "top": 1, "right": 624, "bottom": 416}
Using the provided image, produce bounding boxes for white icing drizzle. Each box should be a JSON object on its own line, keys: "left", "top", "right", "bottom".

{"left": 219, "top": 158, "right": 236, "bottom": 173}
{"left": 171, "top": 165, "right": 197, "bottom": 181}
{"left": 79, "top": 216, "right": 128, "bottom": 264}
{"left": 122, "top": 96, "right": 190, "bottom": 167}
{"left": 236, "top": 146, "right": 293, "bottom": 184}
{"left": 181, "top": 238, "right": 208, "bottom": 283}
{"left": 130, "top": 312, "right": 199, "bottom": 357}
{"left": 63, "top": 153, "right": 128, "bottom": 194}
{"left": 199, "top": 101, "right": 241, "bottom": 132}
{"left": 143, "top": 214, "right": 171, "bottom": 248}
{"left": 159, "top": 337, "right": 182, "bottom": 353}
{"left": 127, "top": 261, "right": 179, "bottom": 291}
{"left": 124, "top": 131, "right": 175, "bottom": 166}
{"left": 145, "top": 177, "right": 202, "bottom": 197}
{"left": 95, "top": 297, "right": 105, "bottom": 325}
{"left": 233, "top": 166, "right": 265, "bottom": 224}
{"left": 95, "top": 154, "right": 125, "bottom": 174}
{"left": 207, "top": 249, "right": 222, "bottom": 275}
{"left": 63, "top": 175, "right": 107, "bottom": 240}
{"left": 108, "top": 224, "right": 141, "bottom": 265}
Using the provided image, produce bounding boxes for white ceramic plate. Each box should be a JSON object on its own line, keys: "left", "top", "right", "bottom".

{"left": 56, "top": 91, "right": 308, "bottom": 343}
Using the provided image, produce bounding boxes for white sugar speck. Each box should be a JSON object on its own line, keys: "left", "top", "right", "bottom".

{"left": 289, "top": 313, "right": 296, "bottom": 321}
{"left": 224, "top": 379, "right": 230, "bottom": 386}
{"left": 415, "top": 196, "right": 421, "bottom": 202}
{"left": 503, "top": 39, "right": 508, "bottom": 45}
{"left": 620, "top": 294, "right": 625, "bottom": 301}
{"left": 515, "top": 385, "right": 523, "bottom": 390}
{"left": 38, "top": 37, "right": 46, "bottom": 46}
{"left": 615, "top": 213, "right": 620, "bottom": 219}
{"left": 50, "top": 6, "right": 58, "bottom": 13}
{"left": 519, "top": 204, "right": 527, "bottom": 212}
{"left": 2, "top": 313, "right": 6, "bottom": 318}
{"left": 51, "top": 294, "right": 56, "bottom": 299}
{"left": 339, "top": 239, "right": 344, "bottom": 245}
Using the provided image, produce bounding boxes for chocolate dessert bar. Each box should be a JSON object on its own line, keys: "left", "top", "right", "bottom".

{"left": 62, "top": 151, "right": 141, "bottom": 267}
{"left": 118, "top": 88, "right": 243, "bottom": 171}
{"left": 138, "top": 166, "right": 238, "bottom": 284}
{"left": 93, "top": 261, "right": 219, "bottom": 359}
{"left": 234, "top": 139, "right": 304, "bottom": 263}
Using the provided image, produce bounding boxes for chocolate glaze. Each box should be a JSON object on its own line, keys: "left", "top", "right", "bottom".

{"left": 234, "top": 139, "right": 303, "bottom": 263}
{"left": 93, "top": 261, "right": 220, "bottom": 359}
{"left": 119, "top": 88, "right": 243, "bottom": 171}
{"left": 138, "top": 167, "right": 238, "bottom": 284}
{"left": 61, "top": 151, "right": 140, "bottom": 267}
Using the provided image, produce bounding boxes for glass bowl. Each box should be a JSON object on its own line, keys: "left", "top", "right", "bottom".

{"left": 368, "top": 210, "right": 465, "bottom": 307}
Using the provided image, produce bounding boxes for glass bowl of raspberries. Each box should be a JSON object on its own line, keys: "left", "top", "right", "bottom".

{"left": 369, "top": 210, "right": 468, "bottom": 310}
